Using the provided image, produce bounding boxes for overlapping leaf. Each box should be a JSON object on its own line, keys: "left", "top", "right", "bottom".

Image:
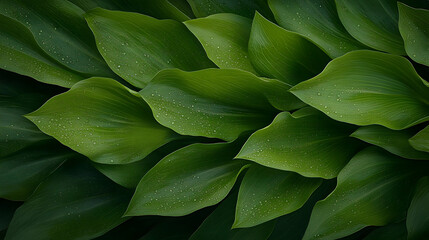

{"left": 187, "top": 0, "right": 273, "bottom": 19}
{"left": 291, "top": 50, "right": 429, "bottom": 130}
{"left": 26, "top": 77, "right": 178, "bottom": 164}
{"left": 407, "top": 176, "right": 429, "bottom": 240}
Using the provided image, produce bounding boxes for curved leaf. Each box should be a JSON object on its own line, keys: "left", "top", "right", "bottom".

{"left": 364, "top": 222, "right": 407, "bottom": 240}
{"left": 189, "top": 189, "right": 275, "bottom": 240}
{"left": 85, "top": 8, "right": 215, "bottom": 88}
{"left": 248, "top": 12, "right": 330, "bottom": 85}
{"left": 26, "top": 77, "right": 178, "bottom": 164}
{"left": 187, "top": 0, "right": 273, "bottom": 19}
{"left": 125, "top": 142, "right": 249, "bottom": 216}
{"left": 234, "top": 165, "right": 322, "bottom": 228}
{"left": 0, "top": 0, "right": 114, "bottom": 78}
{"left": 268, "top": 0, "right": 366, "bottom": 58}
{"left": 5, "top": 159, "right": 132, "bottom": 240}
{"left": 407, "top": 176, "right": 429, "bottom": 240}
{"left": 184, "top": 13, "right": 256, "bottom": 73}
{"left": 303, "top": 147, "right": 425, "bottom": 240}
{"left": 0, "top": 200, "right": 20, "bottom": 232}
{"left": 351, "top": 125, "right": 429, "bottom": 160}
{"left": 409, "top": 125, "right": 429, "bottom": 153}
{"left": 291, "top": 50, "right": 429, "bottom": 130}
{"left": 335, "top": 0, "right": 405, "bottom": 54}
{"left": 398, "top": 3, "right": 429, "bottom": 67}
{"left": 140, "top": 68, "right": 299, "bottom": 141}
{"left": 237, "top": 109, "right": 361, "bottom": 179}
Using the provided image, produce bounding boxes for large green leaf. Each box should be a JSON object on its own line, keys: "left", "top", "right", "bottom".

{"left": 26, "top": 77, "right": 178, "bottom": 164}
{"left": 303, "top": 147, "right": 425, "bottom": 240}
{"left": 187, "top": 0, "right": 273, "bottom": 19}
{"left": 125, "top": 142, "right": 249, "bottom": 216}
{"left": 248, "top": 12, "right": 330, "bottom": 85}
{"left": 407, "top": 176, "right": 429, "bottom": 240}
{"left": 5, "top": 159, "right": 132, "bottom": 240}
{"left": 409, "top": 125, "right": 429, "bottom": 153}
{"left": 364, "top": 222, "right": 407, "bottom": 240}
{"left": 0, "top": 0, "right": 114, "bottom": 79}
{"left": 140, "top": 68, "right": 300, "bottom": 141}
{"left": 189, "top": 189, "right": 275, "bottom": 240}
{"left": 398, "top": 3, "right": 429, "bottom": 67}
{"left": 335, "top": 0, "right": 405, "bottom": 54}
{"left": 291, "top": 50, "right": 429, "bottom": 130}
{"left": 351, "top": 125, "right": 429, "bottom": 160}
{"left": 237, "top": 109, "right": 361, "bottom": 179}
{"left": 85, "top": 8, "right": 215, "bottom": 88}
{"left": 184, "top": 13, "right": 256, "bottom": 73}
{"left": 268, "top": 0, "right": 366, "bottom": 58}
{"left": 234, "top": 165, "right": 322, "bottom": 228}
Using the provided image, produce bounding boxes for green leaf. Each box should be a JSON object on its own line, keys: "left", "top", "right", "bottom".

{"left": 85, "top": 8, "right": 215, "bottom": 88}
{"left": 26, "top": 77, "right": 178, "bottom": 164}
{"left": 0, "top": 0, "right": 115, "bottom": 79}
{"left": 189, "top": 189, "right": 275, "bottom": 240}
{"left": 398, "top": 3, "right": 429, "bottom": 67}
{"left": 291, "top": 50, "right": 429, "bottom": 130}
{"left": 187, "top": 0, "right": 273, "bottom": 19}
{"left": 184, "top": 13, "right": 257, "bottom": 73}
{"left": 125, "top": 141, "right": 249, "bottom": 216}
{"left": 0, "top": 200, "right": 20, "bottom": 232}
{"left": 335, "top": 0, "right": 405, "bottom": 54}
{"left": 234, "top": 165, "right": 322, "bottom": 228}
{"left": 303, "top": 147, "right": 425, "bottom": 240}
{"left": 5, "top": 159, "right": 132, "bottom": 240}
{"left": 237, "top": 109, "right": 361, "bottom": 179}
{"left": 351, "top": 125, "right": 429, "bottom": 160}
{"left": 268, "top": 0, "right": 366, "bottom": 58}
{"left": 364, "top": 222, "right": 407, "bottom": 240}
{"left": 409, "top": 125, "right": 429, "bottom": 153}
{"left": 407, "top": 176, "right": 429, "bottom": 240}
{"left": 140, "top": 68, "right": 300, "bottom": 141}
{"left": 0, "top": 15, "right": 83, "bottom": 87}
{"left": 248, "top": 12, "right": 330, "bottom": 85}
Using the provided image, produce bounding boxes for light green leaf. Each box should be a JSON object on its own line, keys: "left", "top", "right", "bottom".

{"left": 407, "top": 176, "right": 429, "bottom": 240}
{"left": 0, "top": 14, "right": 83, "bottom": 87}
{"left": 237, "top": 109, "right": 361, "bottom": 179}
{"left": 268, "top": 0, "right": 366, "bottom": 58}
{"left": 85, "top": 8, "right": 215, "bottom": 88}
{"left": 189, "top": 189, "right": 275, "bottom": 240}
{"left": 187, "top": 0, "right": 273, "bottom": 19}
{"left": 248, "top": 12, "right": 330, "bottom": 85}
{"left": 184, "top": 13, "right": 257, "bottom": 73}
{"left": 0, "top": 0, "right": 115, "bottom": 79}
{"left": 291, "top": 50, "right": 429, "bottom": 130}
{"left": 125, "top": 142, "right": 249, "bottom": 216}
{"left": 303, "top": 147, "right": 425, "bottom": 240}
{"left": 398, "top": 3, "right": 429, "bottom": 67}
{"left": 140, "top": 68, "right": 300, "bottom": 141}
{"left": 5, "top": 159, "right": 131, "bottom": 240}
{"left": 364, "top": 222, "right": 407, "bottom": 240}
{"left": 26, "top": 77, "right": 178, "bottom": 164}
{"left": 409, "top": 125, "right": 429, "bottom": 153}
{"left": 234, "top": 165, "right": 322, "bottom": 228}
{"left": 351, "top": 125, "right": 429, "bottom": 160}
{"left": 335, "top": 0, "right": 405, "bottom": 54}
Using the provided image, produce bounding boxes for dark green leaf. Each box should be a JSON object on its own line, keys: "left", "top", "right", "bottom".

{"left": 335, "top": 0, "right": 405, "bottom": 54}
{"left": 248, "top": 12, "right": 330, "bottom": 85}
{"left": 5, "top": 159, "right": 131, "bottom": 240}
{"left": 126, "top": 141, "right": 249, "bottom": 216}
{"left": 409, "top": 125, "right": 429, "bottom": 153}
{"left": 407, "top": 176, "right": 429, "bottom": 240}
{"left": 398, "top": 3, "right": 429, "bottom": 67}
{"left": 303, "top": 147, "right": 424, "bottom": 240}
{"left": 0, "top": 200, "right": 21, "bottom": 232}
{"left": 234, "top": 165, "right": 322, "bottom": 228}
{"left": 85, "top": 8, "right": 215, "bottom": 88}
{"left": 237, "top": 109, "right": 361, "bottom": 179}
{"left": 184, "top": 13, "right": 256, "bottom": 73}
{"left": 291, "top": 50, "right": 429, "bottom": 130}
{"left": 268, "top": 0, "right": 366, "bottom": 58}
{"left": 187, "top": 0, "right": 273, "bottom": 19}
{"left": 364, "top": 222, "right": 407, "bottom": 240}
{"left": 140, "top": 68, "right": 298, "bottom": 141}
{"left": 26, "top": 77, "right": 178, "bottom": 164}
